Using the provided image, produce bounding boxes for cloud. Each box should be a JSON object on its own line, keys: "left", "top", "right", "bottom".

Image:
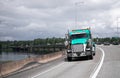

{"left": 0, "top": 0, "right": 120, "bottom": 40}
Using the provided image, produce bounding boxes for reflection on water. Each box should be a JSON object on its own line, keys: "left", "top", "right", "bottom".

{"left": 0, "top": 51, "right": 37, "bottom": 61}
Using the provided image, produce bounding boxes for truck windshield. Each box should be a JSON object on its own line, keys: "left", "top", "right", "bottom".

{"left": 70, "top": 33, "right": 87, "bottom": 40}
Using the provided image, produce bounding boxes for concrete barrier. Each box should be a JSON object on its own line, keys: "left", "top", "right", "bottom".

{"left": 0, "top": 51, "right": 63, "bottom": 77}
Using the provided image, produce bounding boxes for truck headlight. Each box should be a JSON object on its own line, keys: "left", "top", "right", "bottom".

{"left": 67, "top": 49, "right": 72, "bottom": 52}
{"left": 86, "top": 48, "right": 91, "bottom": 50}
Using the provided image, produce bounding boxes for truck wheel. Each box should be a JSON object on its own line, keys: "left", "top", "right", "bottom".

{"left": 93, "top": 52, "right": 95, "bottom": 56}
{"left": 67, "top": 57, "right": 72, "bottom": 61}
{"left": 93, "top": 47, "right": 96, "bottom": 56}
{"left": 88, "top": 52, "right": 93, "bottom": 60}
{"left": 89, "top": 55, "right": 93, "bottom": 59}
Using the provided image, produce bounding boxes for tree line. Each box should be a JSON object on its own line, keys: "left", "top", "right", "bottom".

{"left": 93, "top": 37, "right": 120, "bottom": 44}
{"left": 0, "top": 37, "right": 65, "bottom": 50}
{"left": 0, "top": 37, "right": 120, "bottom": 51}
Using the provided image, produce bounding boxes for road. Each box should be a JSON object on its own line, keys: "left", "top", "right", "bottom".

{"left": 5, "top": 45, "right": 120, "bottom": 78}
{"left": 97, "top": 45, "right": 120, "bottom": 78}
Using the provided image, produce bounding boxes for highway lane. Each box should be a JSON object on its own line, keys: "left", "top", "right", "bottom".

{"left": 97, "top": 45, "right": 120, "bottom": 78}
{"left": 5, "top": 47, "right": 103, "bottom": 78}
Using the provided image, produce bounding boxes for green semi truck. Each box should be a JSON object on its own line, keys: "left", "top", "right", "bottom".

{"left": 65, "top": 28, "right": 96, "bottom": 61}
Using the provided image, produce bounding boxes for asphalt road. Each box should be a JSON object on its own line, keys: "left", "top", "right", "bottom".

{"left": 97, "top": 45, "right": 120, "bottom": 78}
{"left": 5, "top": 45, "right": 120, "bottom": 78}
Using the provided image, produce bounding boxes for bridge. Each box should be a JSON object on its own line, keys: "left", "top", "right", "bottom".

{"left": 1, "top": 45, "right": 120, "bottom": 78}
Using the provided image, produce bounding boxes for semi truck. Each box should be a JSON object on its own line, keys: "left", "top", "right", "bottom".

{"left": 65, "top": 28, "right": 96, "bottom": 61}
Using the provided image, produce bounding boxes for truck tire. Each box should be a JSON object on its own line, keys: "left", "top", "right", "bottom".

{"left": 67, "top": 57, "right": 72, "bottom": 61}
{"left": 89, "top": 54, "right": 93, "bottom": 59}
{"left": 93, "top": 47, "right": 96, "bottom": 56}
{"left": 93, "top": 52, "right": 95, "bottom": 56}
{"left": 88, "top": 51, "right": 93, "bottom": 60}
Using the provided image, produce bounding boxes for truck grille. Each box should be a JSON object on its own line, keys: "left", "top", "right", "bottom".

{"left": 71, "top": 44, "right": 84, "bottom": 52}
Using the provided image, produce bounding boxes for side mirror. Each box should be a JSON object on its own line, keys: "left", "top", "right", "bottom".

{"left": 88, "top": 39, "right": 92, "bottom": 46}
{"left": 64, "top": 41, "right": 69, "bottom": 47}
{"left": 65, "top": 34, "right": 69, "bottom": 40}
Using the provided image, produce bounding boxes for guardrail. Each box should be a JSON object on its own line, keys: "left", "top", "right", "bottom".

{"left": 10, "top": 44, "right": 65, "bottom": 53}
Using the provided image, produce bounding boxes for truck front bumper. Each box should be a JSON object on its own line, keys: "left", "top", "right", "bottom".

{"left": 67, "top": 51, "right": 91, "bottom": 58}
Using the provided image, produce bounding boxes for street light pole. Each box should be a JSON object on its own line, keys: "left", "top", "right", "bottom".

{"left": 117, "top": 17, "right": 118, "bottom": 37}
{"left": 75, "top": 2, "right": 84, "bottom": 28}
{"left": 117, "top": 17, "right": 120, "bottom": 37}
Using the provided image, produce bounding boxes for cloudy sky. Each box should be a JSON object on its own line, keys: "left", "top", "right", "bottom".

{"left": 0, "top": 0, "right": 120, "bottom": 41}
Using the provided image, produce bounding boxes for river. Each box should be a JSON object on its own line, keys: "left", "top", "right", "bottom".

{"left": 0, "top": 51, "right": 37, "bottom": 61}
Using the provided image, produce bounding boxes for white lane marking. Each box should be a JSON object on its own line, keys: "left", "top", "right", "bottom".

{"left": 90, "top": 47, "right": 105, "bottom": 78}
{"left": 31, "top": 62, "right": 65, "bottom": 78}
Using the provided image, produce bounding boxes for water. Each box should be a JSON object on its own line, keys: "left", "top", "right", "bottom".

{"left": 0, "top": 51, "right": 37, "bottom": 61}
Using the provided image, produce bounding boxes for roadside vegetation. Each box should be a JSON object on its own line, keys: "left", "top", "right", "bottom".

{"left": 93, "top": 37, "right": 120, "bottom": 44}
{"left": 0, "top": 37, "right": 65, "bottom": 52}
{"left": 0, "top": 37, "right": 120, "bottom": 52}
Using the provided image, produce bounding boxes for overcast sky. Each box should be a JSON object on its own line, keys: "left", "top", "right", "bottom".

{"left": 0, "top": 0, "right": 120, "bottom": 41}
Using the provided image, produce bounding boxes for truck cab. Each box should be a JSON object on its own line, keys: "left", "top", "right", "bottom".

{"left": 65, "top": 28, "right": 95, "bottom": 61}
